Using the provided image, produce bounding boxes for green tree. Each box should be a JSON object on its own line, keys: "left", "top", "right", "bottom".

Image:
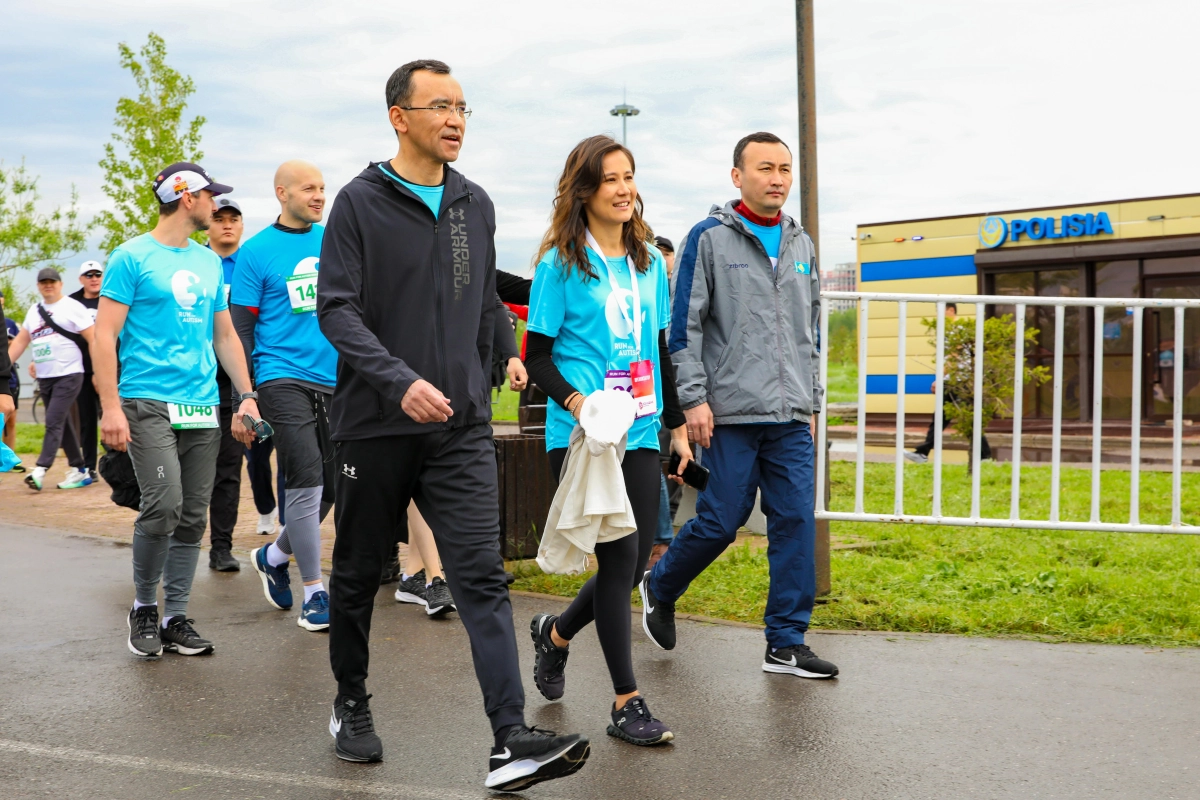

{"left": 0, "top": 159, "right": 89, "bottom": 307}
{"left": 924, "top": 313, "right": 1051, "bottom": 450}
{"left": 95, "top": 32, "right": 206, "bottom": 254}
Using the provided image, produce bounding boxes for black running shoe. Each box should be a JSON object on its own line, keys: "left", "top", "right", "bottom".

{"left": 330, "top": 695, "right": 383, "bottom": 763}
{"left": 607, "top": 695, "right": 674, "bottom": 746}
{"left": 639, "top": 571, "right": 676, "bottom": 650}
{"left": 393, "top": 569, "right": 427, "bottom": 605}
{"left": 424, "top": 576, "right": 456, "bottom": 617}
{"left": 762, "top": 643, "right": 839, "bottom": 679}
{"left": 127, "top": 605, "right": 162, "bottom": 659}
{"left": 484, "top": 726, "right": 589, "bottom": 792}
{"left": 380, "top": 544, "right": 401, "bottom": 585}
{"left": 161, "top": 617, "right": 215, "bottom": 656}
{"left": 209, "top": 549, "right": 240, "bottom": 572}
{"left": 530, "top": 613, "right": 569, "bottom": 701}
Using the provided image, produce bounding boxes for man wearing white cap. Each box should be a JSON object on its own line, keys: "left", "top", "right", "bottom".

{"left": 69, "top": 260, "right": 104, "bottom": 481}
{"left": 7, "top": 267, "right": 96, "bottom": 490}
{"left": 93, "top": 162, "right": 260, "bottom": 660}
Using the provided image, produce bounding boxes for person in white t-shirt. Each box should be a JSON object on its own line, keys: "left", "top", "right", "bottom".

{"left": 6, "top": 267, "right": 96, "bottom": 490}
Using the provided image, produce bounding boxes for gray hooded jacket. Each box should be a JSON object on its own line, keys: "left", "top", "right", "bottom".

{"left": 668, "top": 201, "right": 822, "bottom": 424}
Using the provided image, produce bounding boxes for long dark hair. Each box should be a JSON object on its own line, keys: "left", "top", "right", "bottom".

{"left": 536, "top": 135, "right": 652, "bottom": 280}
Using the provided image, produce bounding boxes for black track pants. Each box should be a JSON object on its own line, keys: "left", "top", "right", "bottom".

{"left": 329, "top": 423, "right": 525, "bottom": 734}
{"left": 548, "top": 447, "right": 661, "bottom": 695}
{"left": 208, "top": 406, "right": 244, "bottom": 552}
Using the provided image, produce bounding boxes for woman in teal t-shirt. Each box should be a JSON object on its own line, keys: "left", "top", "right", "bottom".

{"left": 525, "top": 135, "right": 691, "bottom": 747}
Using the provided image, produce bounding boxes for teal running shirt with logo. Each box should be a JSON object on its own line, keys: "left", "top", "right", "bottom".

{"left": 101, "top": 232, "right": 228, "bottom": 405}
{"left": 231, "top": 224, "right": 336, "bottom": 387}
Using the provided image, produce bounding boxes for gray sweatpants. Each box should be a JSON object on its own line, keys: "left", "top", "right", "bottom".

{"left": 124, "top": 399, "right": 220, "bottom": 619}
{"left": 37, "top": 372, "right": 85, "bottom": 470}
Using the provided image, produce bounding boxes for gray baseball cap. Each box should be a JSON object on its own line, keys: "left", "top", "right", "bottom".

{"left": 214, "top": 197, "right": 243, "bottom": 215}
{"left": 36, "top": 267, "right": 62, "bottom": 282}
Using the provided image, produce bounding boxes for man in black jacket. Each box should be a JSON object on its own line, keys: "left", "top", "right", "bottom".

{"left": 317, "top": 60, "right": 587, "bottom": 791}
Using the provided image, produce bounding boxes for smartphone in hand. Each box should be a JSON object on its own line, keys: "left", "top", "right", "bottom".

{"left": 668, "top": 451, "right": 710, "bottom": 492}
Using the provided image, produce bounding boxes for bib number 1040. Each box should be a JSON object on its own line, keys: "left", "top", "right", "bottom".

{"left": 287, "top": 273, "right": 318, "bottom": 313}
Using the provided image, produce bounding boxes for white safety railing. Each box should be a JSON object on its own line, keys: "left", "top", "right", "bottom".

{"left": 817, "top": 292, "right": 1199, "bottom": 534}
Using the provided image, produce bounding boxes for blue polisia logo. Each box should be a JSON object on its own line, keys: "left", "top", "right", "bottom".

{"left": 795, "top": 261, "right": 810, "bottom": 274}
{"left": 979, "top": 216, "right": 1008, "bottom": 249}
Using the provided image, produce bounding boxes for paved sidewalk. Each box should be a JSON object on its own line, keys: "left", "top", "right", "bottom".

{"left": 1, "top": 522, "right": 1197, "bottom": 799}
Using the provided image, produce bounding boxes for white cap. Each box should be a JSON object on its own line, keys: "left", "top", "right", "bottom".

{"left": 214, "top": 197, "right": 243, "bottom": 215}
{"left": 79, "top": 260, "right": 104, "bottom": 277}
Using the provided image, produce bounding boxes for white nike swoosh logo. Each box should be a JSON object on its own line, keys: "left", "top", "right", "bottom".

{"left": 775, "top": 655, "right": 798, "bottom": 667}
{"left": 645, "top": 601, "right": 655, "bottom": 613}
{"left": 491, "top": 747, "right": 511, "bottom": 760}
{"left": 331, "top": 717, "right": 342, "bottom": 732}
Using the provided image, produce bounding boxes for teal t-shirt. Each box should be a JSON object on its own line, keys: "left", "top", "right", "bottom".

{"left": 101, "top": 232, "right": 228, "bottom": 405}
{"left": 231, "top": 224, "right": 337, "bottom": 387}
{"left": 378, "top": 164, "right": 444, "bottom": 217}
{"left": 527, "top": 246, "right": 670, "bottom": 452}
{"left": 743, "top": 217, "right": 782, "bottom": 266}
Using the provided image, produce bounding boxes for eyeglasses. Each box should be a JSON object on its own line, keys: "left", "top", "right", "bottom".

{"left": 82, "top": 272, "right": 103, "bottom": 278}
{"left": 400, "top": 105, "right": 472, "bottom": 119}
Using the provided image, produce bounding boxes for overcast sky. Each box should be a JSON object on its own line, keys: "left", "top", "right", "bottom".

{"left": 3, "top": 0, "right": 1198, "bottom": 287}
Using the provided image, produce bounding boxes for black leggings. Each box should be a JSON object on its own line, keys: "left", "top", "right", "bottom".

{"left": 548, "top": 446, "right": 661, "bottom": 695}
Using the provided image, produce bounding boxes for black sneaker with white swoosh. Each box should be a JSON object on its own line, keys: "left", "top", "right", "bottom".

{"left": 762, "top": 643, "right": 839, "bottom": 678}
{"left": 484, "top": 725, "right": 589, "bottom": 791}
{"left": 639, "top": 571, "right": 676, "bottom": 650}
{"left": 330, "top": 694, "right": 383, "bottom": 762}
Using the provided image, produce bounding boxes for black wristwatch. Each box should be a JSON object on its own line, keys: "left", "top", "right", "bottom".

{"left": 239, "top": 391, "right": 259, "bottom": 402}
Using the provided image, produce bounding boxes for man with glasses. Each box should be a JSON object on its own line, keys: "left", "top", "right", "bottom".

{"left": 69, "top": 260, "right": 105, "bottom": 482}
{"left": 317, "top": 60, "right": 588, "bottom": 790}
{"left": 93, "top": 162, "right": 259, "bottom": 660}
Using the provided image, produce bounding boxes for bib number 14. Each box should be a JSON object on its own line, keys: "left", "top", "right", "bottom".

{"left": 287, "top": 273, "right": 318, "bottom": 313}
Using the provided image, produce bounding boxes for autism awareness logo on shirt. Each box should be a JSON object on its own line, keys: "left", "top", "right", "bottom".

{"left": 293, "top": 256, "right": 319, "bottom": 276}
{"left": 171, "top": 270, "right": 203, "bottom": 309}
{"left": 604, "top": 287, "right": 637, "bottom": 339}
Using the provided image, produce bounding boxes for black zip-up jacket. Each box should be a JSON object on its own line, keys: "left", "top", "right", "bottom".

{"left": 317, "top": 162, "right": 497, "bottom": 440}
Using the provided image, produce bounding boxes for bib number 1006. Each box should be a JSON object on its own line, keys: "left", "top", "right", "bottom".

{"left": 287, "top": 273, "right": 318, "bottom": 314}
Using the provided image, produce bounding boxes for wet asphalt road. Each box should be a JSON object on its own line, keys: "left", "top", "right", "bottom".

{"left": 1, "top": 522, "right": 1198, "bottom": 800}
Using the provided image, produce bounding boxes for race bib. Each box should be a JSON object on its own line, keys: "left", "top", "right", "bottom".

{"left": 286, "top": 273, "right": 318, "bottom": 313}
{"left": 168, "top": 403, "right": 218, "bottom": 430}
{"left": 604, "top": 360, "right": 657, "bottom": 418}
{"left": 32, "top": 342, "right": 54, "bottom": 363}
{"left": 629, "top": 359, "right": 658, "bottom": 418}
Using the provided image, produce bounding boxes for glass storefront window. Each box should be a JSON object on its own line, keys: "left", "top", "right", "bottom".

{"left": 1144, "top": 256, "right": 1200, "bottom": 275}
{"left": 1095, "top": 261, "right": 1140, "bottom": 418}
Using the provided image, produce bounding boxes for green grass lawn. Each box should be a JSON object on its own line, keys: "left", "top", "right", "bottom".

{"left": 824, "top": 361, "right": 857, "bottom": 404}
{"left": 514, "top": 461, "right": 1200, "bottom": 647}
{"left": 13, "top": 422, "right": 43, "bottom": 455}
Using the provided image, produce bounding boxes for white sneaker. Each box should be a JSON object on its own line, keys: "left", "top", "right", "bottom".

{"left": 256, "top": 510, "right": 279, "bottom": 535}
{"left": 57, "top": 467, "right": 93, "bottom": 489}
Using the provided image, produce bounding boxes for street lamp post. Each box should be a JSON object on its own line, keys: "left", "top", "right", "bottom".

{"left": 609, "top": 101, "right": 640, "bottom": 145}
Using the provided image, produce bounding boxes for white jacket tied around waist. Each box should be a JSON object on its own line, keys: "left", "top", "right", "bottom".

{"left": 537, "top": 390, "right": 638, "bottom": 575}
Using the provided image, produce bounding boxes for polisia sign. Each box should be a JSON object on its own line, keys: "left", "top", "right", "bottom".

{"left": 979, "top": 211, "right": 1114, "bottom": 249}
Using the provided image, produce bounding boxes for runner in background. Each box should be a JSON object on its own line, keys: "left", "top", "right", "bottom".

{"left": 206, "top": 197, "right": 246, "bottom": 572}
{"left": 68, "top": 260, "right": 104, "bottom": 482}
{"left": 236, "top": 161, "right": 336, "bottom": 633}
{"left": 650, "top": 234, "right": 679, "bottom": 568}
{"left": 7, "top": 268, "right": 95, "bottom": 491}
{"left": 93, "top": 162, "right": 259, "bottom": 660}
{"left": 2, "top": 293, "right": 20, "bottom": 456}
